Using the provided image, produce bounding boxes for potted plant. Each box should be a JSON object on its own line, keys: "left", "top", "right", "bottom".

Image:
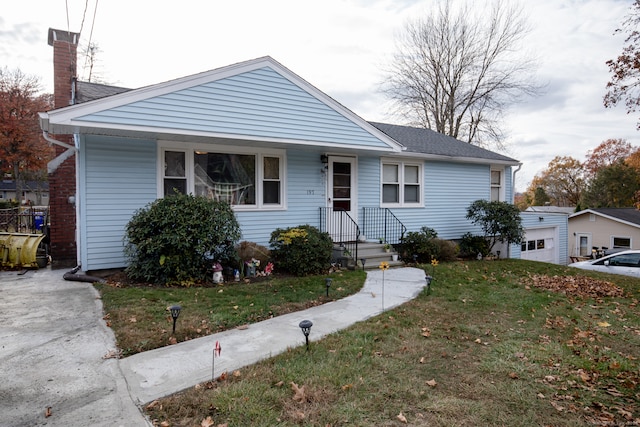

{"left": 383, "top": 243, "right": 391, "bottom": 253}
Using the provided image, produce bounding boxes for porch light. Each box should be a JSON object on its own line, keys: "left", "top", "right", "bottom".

{"left": 320, "top": 154, "right": 328, "bottom": 165}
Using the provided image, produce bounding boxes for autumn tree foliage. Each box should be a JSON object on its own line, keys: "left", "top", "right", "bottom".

{"left": 604, "top": 0, "right": 640, "bottom": 129}
{"left": 384, "top": 0, "right": 540, "bottom": 149}
{"left": 583, "top": 138, "right": 636, "bottom": 177}
{"left": 525, "top": 156, "right": 584, "bottom": 207}
{"left": 0, "top": 68, "right": 54, "bottom": 202}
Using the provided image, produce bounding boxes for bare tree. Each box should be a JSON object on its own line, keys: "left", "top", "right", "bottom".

{"left": 384, "top": 0, "right": 540, "bottom": 149}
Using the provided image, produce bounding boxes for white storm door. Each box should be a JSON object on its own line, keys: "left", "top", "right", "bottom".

{"left": 327, "top": 157, "right": 357, "bottom": 241}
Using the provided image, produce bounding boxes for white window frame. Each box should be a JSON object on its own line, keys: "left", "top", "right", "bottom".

{"left": 611, "top": 236, "right": 632, "bottom": 250}
{"left": 380, "top": 158, "right": 423, "bottom": 208}
{"left": 158, "top": 142, "right": 286, "bottom": 211}
{"left": 490, "top": 167, "right": 504, "bottom": 202}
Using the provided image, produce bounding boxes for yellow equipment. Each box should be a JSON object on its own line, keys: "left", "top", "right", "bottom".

{"left": 0, "top": 232, "right": 46, "bottom": 268}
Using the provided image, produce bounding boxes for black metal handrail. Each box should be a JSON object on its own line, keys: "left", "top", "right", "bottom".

{"left": 319, "top": 207, "right": 360, "bottom": 262}
{"left": 361, "top": 207, "right": 406, "bottom": 245}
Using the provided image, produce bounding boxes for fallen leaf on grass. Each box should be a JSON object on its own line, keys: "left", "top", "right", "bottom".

{"left": 160, "top": 421, "right": 170, "bottom": 427}
{"left": 146, "top": 400, "right": 161, "bottom": 410}
{"left": 341, "top": 383, "right": 353, "bottom": 391}
{"left": 201, "top": 416, "right": 214, "bottom": 427}
{"left": 397, "top": 412, "right": 408, "bottom": 423}
{"left": 291, "top": 381, "right": 306, "bottom": 403}
{"left": 129, "top": 317, "right": 137, "bottom": 323}
{"left": 168, "top": 337, "right": 177, "bottom": 345}
{"left": 550, "top": 401, "right": 564, "bottom": 412}
{"left": 597, "top": 321, "right": 611, "bottom": 327}
{"left": 508, "top": 372, "right": 519, "bottom": 379}
{"left": 426, "top": 379, "right": 437, "bottom": 387}
{"left": 236, "top": 324, "right": 249, "bottom": 330}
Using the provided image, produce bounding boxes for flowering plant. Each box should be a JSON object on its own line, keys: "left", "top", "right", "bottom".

{"left": 264, "top": 262, "right": 274, "bottom": 276}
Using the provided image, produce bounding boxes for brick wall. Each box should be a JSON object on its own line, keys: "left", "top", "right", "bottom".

{"left": 48, "top": 30, "right": 79, "bottom": 268}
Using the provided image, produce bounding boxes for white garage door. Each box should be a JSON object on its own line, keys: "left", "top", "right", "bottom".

{"left": 521, "top": 227, "right": 557, "bottom": 263}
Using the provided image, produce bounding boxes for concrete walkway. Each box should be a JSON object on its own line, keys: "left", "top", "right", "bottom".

{"left": 120, "top": 267, "right": 428, "bottom": 405}
{"left": 1, "top": 266, "right": 427, "bottom": 426}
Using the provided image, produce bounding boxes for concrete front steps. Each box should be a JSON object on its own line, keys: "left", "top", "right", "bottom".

{"left": 349, "top": 242, "right": 404, "bottom": 270}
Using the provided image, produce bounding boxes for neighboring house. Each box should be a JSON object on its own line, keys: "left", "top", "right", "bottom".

{"left": 0, "top": 180, "right": 49, "bottom": 206}
{"left": 41, "top": 28, "right": 564, "bottom": 272}
{"left": 569, "top": 208, "right": 640, "bottom": 258}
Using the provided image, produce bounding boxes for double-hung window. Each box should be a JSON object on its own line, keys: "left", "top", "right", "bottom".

{"left": 161, "top": 146, "right": 284, "bottom": 209}
{"left": 381, "top": 159, "right": 422, "bottom": 207}
{"left": 490, "top": 169, "right": 503, "bottom": 202}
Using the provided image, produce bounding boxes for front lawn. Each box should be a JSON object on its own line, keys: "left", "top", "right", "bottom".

{"left": 127, "top": 260, "right": 640, "bottom": 426}
{"left": 96, "top": 270, "right": 366, "bottom": 357}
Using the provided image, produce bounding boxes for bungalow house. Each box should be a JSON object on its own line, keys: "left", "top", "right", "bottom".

{"left": 41, "top": 28, "right": 566, "bottom": 272}
{"left": 569, "top": 208, "right": 640, "bottom": 258}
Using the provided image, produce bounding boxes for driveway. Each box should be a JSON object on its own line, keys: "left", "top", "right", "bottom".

{"left": 0, "top": 268, "right": 148, "bottom": 427}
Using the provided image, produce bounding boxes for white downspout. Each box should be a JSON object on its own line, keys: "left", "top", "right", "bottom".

{"left": 43, "top": 130, "right": 82, "bottom": 268}
{"left": 510, "top": 163, "right": 523, "bottom": 259}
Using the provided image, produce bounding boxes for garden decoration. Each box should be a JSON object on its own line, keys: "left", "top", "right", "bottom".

{"left": 169, "top": 305, "right": 181, "bottom": 334}
{"left": 426, "top": 259, "right": 438, "bottom": 295}
{"left": 379, "top": 261, "right": 389, "bottom": 311}
{"left": 299, "top": 320, "right": 313, "bottom": 352}
{"left": 212, "top": 340, "right": 222, "bottom": 381}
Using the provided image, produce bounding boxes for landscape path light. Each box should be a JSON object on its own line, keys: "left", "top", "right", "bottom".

{"left": 299, "top": 319, "right": 313, "bottom": 351}
{"left": 360, "top": 258, "right": 366, "bottom": 270}
{"left": 325, "top": 278, "right": 332, "bottom": 297}
{"left": 169, "top": 305, "right": 181, "bottom": 334}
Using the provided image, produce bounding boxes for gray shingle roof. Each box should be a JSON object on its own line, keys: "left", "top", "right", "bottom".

{"left": 76, "top": 81, "right": 130, "bottom": 103}
{"left": 590, "top": 208, "right": 640, "bottom": 226}
{"left": 369, "top": 122, "right": 519, "bottom": 163}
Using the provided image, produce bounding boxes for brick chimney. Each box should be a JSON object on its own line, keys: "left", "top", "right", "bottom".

{"left": 47, "top": 28, "right": 79, "bottom": 268}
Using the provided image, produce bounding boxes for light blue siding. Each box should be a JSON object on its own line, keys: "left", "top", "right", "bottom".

{"left": 235, "top": 150, "right": 327, "bottom": 245}
{"left": 78, "top": 67, "right": 390, "bottom": 148}
{"left": 79, "top": 136, "right": 157, "bottom": 270}
{"left": 510, "top": 212, "right": 569, "bottom": 265}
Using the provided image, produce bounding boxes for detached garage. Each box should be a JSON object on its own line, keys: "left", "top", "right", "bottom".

{"left": 520, "top": 226, "right": 558, "bottom": 263}
{"left": 511, "top": 212, "right": 568, "bottom": 265}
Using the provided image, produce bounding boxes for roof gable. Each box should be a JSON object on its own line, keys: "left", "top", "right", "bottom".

{"left": 570, "top": 208, "right": 640, "bottom": 228}
{"left": 40, "top": 57, "right": 401, "bottom": 152}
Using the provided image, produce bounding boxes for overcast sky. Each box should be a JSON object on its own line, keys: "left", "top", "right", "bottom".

{"left": 2, "top": 0, "right": 638, "bottom": 192}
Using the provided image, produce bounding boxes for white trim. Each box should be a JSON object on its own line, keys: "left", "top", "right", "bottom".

{"left": 380, "top": 157, "right": 423, "bottom": 208}
{"left": 570, "top": 209, "right": 640, "bottom": 230}
{"left": 490, "top": 166, "right": 505, "bottom": 202}
{"left": 40, "top": 56, "right": 403, "bottom": 153}
{"left": 157, "top": 141, "right": 286, "bottom": 211}
{"left": 610, "top": 235, "right": 632, "bottom": 249}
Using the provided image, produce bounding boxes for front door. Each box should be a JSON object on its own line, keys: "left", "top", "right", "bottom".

{"left": 327, "top": 156, "right": 357, "bottom": 241}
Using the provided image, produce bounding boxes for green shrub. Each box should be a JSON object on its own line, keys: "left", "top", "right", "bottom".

{"left": 269, "top": 225, "right": 332, "bottom": 276}
{"left": 124, "top": 193, "right": 241, "bottom": 285}
{"left": 400, "top": 227, "right": 453, "bottom": 263}
{"left": 458, "top": 232, "right": 490, "bottom": 259}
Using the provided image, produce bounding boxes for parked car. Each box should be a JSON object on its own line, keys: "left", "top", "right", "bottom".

{"left": 568, "top": 250, "right": 640, "bottom": 278}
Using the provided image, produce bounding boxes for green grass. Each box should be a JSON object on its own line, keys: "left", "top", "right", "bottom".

{"left": 98, "top": 260, "right": 640, "bottom": 426}
{"left": 96, "top": 270, "right": 366, "bottom": 356}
